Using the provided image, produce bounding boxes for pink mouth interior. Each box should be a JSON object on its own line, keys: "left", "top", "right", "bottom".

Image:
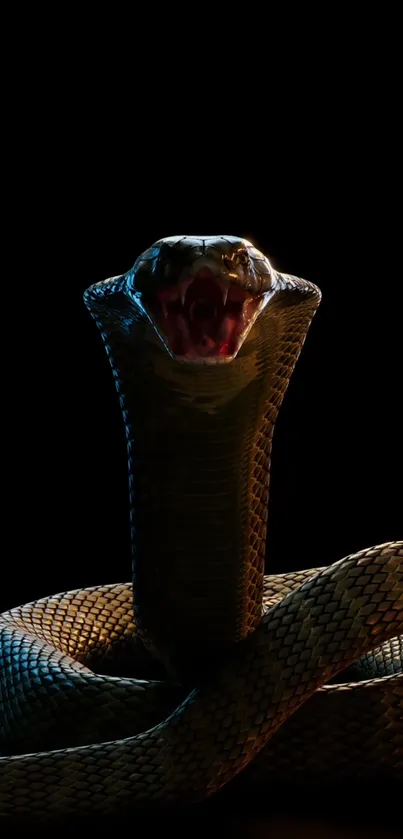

{"left": 146, "top": 268, "right": 263, "bottom": 360}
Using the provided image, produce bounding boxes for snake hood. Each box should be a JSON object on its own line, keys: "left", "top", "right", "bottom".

{"left": 84, "top": 236, "right": 321, "bottom": 677}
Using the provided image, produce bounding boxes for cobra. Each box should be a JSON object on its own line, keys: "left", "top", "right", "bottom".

{"left": 0, "top": 236, "right": 401, "bottom": 822}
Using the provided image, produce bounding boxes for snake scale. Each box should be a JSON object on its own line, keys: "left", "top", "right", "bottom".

{"left": 0, "top": 236, "right": 402, "bottom": 823}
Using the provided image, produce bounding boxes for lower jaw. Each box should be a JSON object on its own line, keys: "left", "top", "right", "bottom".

{"left": 171, "top": 344, "right": 238, "bottom": 363}
{"left": 162, "top": 317, "right": 239, "bottom": 362}
{"left": 172, "top": 342, "right": 237, "bottom": 362}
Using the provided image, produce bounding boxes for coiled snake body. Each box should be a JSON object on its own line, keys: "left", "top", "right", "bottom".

{"left": 0, "top": 236, "right": 402, "bottom": 821}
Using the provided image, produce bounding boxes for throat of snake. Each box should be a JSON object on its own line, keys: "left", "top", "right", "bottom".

{"left": 118, "top": 326, "right": 280, "bottom": 681}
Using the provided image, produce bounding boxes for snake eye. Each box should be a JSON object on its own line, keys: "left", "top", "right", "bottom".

{"left": 236, "top": 250, "right": 249, "bottom": 267}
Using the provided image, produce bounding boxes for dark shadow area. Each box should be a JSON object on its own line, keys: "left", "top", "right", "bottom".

{"left": 8, "top": 782, "right": 402, "bottom": 837}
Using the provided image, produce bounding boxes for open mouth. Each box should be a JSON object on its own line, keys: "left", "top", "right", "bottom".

{"left": 144, "top": 267, "right": 266, "bottom": 362}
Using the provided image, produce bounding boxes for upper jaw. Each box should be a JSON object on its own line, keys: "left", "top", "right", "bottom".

{"left": 137, "top": 261, "right": 276, "bottom": 364}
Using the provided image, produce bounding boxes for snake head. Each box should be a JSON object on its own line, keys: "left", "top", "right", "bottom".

{"left": 125, "top": 235, "right": 277, "bottom": 364}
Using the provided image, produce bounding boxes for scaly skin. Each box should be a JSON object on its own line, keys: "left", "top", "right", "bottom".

{"left": 0, "top": 237, "right": 401, "bottom": 822}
